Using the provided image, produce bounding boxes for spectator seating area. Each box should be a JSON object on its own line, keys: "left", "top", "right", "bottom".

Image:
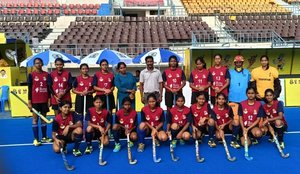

{"left": 50, "top": 16, "right": 216, "bottom": 56}
{"left": 124, "top": 0, "right": 164, "bottom": 6}
{"left": 283, "top": 0, "right": 300, "bottom": 4}
{"left": 220, "top": 15, "right": 300, "bottom": 40}
{"left": 182, "top": 0, "right": 291, "bottom": 15}
{"left": 0, "top": 3, "right": 100, "bottom": 15}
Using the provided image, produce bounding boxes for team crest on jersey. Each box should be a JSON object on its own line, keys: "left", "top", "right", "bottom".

{"left": 100, "top": 118, "right": 104, "bottom": 123}
{"left": 54, "top": 77, "right": 58, "bottom": 82}
{"left": 168, "top": 74, "right": 172, "bottom": 78}
{"left": 225, "top": 113, "right": 229, "bottom": 118}
{"left": 243, "top": 108, "right": 248, "bottom": 114}
{"left": 146, "top": 115, "right": 150, "bottom": 120}
{"left": 203, "top": 75, "right": 206, "bottom": 78}
{"left": 119, "top": 119, "right": 124, "bottom": 124}
{"left": 194, "top": 112, "right": 198, "bottom": 117}
{"left": 204, "top": 111, "right": 208, "bottom": 115}
{"left": 212, "top": 72, "right": 216, "bottom": 76}
{"left": 155, "top": 116, "right": 159, "bottom": 120}
{"left": 130, "top": 118, "right": 134, "bottom": 123}
{"left": 174, "top": 115, "right": 178, "bottom": 120}
{"left": 92, "top": 116, "right": 96, "bottom": 122}
{"left": 43, "top": 76, "right": 47, "bottom": 81}
{"left": 34, "top": 76, "right": 39, "bottom": 81}
{"left": 253, "top": 109, "right": 257, "bottom": 115}
{"left": 63, "top": 77, "right": 67, "bottom": 82}
{"left": 195, "top": 74, "right": 198, "bottom": 79}
{"left": 217, "top": 114, "right": 220, "bottom": 119}
{"left": 220, "top": 72, "right": 224, "bottom": 76}
{"left": 272, "top": 109, "right": 277, "bottom": 114}
{"left": 79, "top": 81, "right": 84, "bottom": 86}
{"left": 108, "top": 78, "right": 111, "bottom": 82}
{"left": 99, "top": 77, "right": 103, "bottom": 82}
{"left": 182, "top": 115, "right": 186, "bottom": 119}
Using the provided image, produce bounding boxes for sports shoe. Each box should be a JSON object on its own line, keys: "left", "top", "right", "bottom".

{"left": 72, "top": 149, "right": 82, "bottom": 157}
{"left": 208, "top": 138, "right": 216, "bottom": 148}
{"left": 33, "top": 139, "right": 41, "bottom": 146}
{"left": 113, "top": 143, "right": 121, "bottom": 152}
{"left": 251, "top": 138, "right": 259, "bottom": 145}
{"left": 279, "top": 142, "right": 285, "bottom": 149}
{"left": 62, "top": 145, "right": 67, "bottom": 154}
{"left": 179, "top": 139, "right": 185, "bottom": 145}
{"left": 41, "top": 137, "right": 52, "bottom": 143}
{"left": 84, "top": 146, "right": 93, "bottom": 154}
{"left": 268, "top": 137, "right": 275, "bottom": 143}
{"left": 171, "top": 140, "right": 177, "bottom": 148}
{"left": 230, "top": 141, "right": 241, "bottom": 149}
{"left": 155, "top": 139, "right": 160, "bottom": 146}
{"left": 137, "top": 143, "right": 145, "bottom": 152}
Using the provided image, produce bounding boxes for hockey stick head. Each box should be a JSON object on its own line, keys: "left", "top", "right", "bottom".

{"left": 171, "top": 154, "right": 179, "bottom": 162}
{"left": 281, "top": 153, "right": 290, "bottom": 158}
{"left": 153, "top": 157, "right": 162, "bottom": 163}
{"left": 196, "top": 157, "right": 205, "bottom": 163}
{"left": 99, "top": 160, "right": 107, "bottom": 166}
{"left": 228, "top": 156, "right": 236, "bottom": 162}
{"left": 245, "top": 155, "right": 253, "bottom": 161}
{"left": 129, "top": 159, "right": 138, "bottom": 165}
{"left": 64, "top": 162, "right": 75, "bottom": 171}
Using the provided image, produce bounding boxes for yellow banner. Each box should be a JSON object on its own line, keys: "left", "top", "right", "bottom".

{"left": 285, "top": 78, "right": 300, "bottom": 106}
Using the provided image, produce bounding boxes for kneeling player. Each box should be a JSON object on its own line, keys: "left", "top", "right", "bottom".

{"left": 190, "top": 92, "right": 216, "bottom": 146}
{"left": 212, "top": 93, "right": 240, "bottom": 149}
{"left": 84, "top": 96, "right": 112, "bottom": 154}
{"left": 167, "top": 95, "right": 191, "bottom": 148}
{"left": 137, "top": 93, "right": 168, "bottom": 152}
{"left": 262, "top": 89, "right": 288, "bottom": 148}
{"left": 112, "top": 97, "right": 138, "bottom": 152}
{"left": 52, "top": 101, "right": 83, "bottom": 156}
{"left": 239, "top": 87, "right": 265, "bottom": 146}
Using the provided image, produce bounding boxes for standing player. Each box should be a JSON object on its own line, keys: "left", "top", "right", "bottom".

{"left": 112, "top": 97, "right": 138, "bottom": 152}
{"left": 93, "top": 59, "right": 115, "bottom": 113}
{"left": 190, "top": 92, "right": 215, "bottom": 145}
{"left": 250, "top": 55, "right": 281, "bottom": 101}
{"left": 162, "top": 56, "right": 186, "bottom": 110}
{"left": 137, "top": 93, "right": 168, "bottom": 152}
{"left": 239, "top": 87, "right": 265, "bottom": 146}
{"left": 52, "top": 101, "right": 83, "bottom": 156}
{"left": 27, "top": 58, "right": 52, "bottom": 146}
{"left": 167, "top": 95, "right": 191, "bottom": 147}
{"left": 84, "top": 96, "right": 112, "bottom": 154}
{"left": 189, "top": 57, "right": 211, "bottom": 104}
{"left": 262, "top": 89, "right": 288, "bottom": 148}
{"left": 72, "top": 63, "right": 94, "bottom": 119}
{"left": 211, "top": 93, "right": 240, "bottom": 148}
{"left": 209, "top": 54, "right": 230, "bottom": 105}
{"left": 48, "top": 58, "right": 73, "bottom": 116}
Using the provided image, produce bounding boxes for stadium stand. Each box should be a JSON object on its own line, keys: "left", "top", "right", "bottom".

{"left": 283, "top": 0, "right": 300, "bottom": 4}
{"left": 49, "top": 16, "right": 216, "bottom": 56}
{"left": 220, "top": 15, "right": 300, "bottom": 40}
{"left": 124, "top": 0, "right": 164, "bottom": 6}
{"left": 181, "top": 0, "right": 291, "bottom": 15}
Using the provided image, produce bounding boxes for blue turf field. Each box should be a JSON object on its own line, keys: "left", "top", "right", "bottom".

{"left": 0, "top": 108, "right": 300, "bottom": 174}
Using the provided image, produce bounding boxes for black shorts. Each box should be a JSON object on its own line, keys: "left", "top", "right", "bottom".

{"left": 165, "top": 91, "right": 183, "bottom": 108}
{"left": 75, "top": 95, "right": 94, "bottom": 114}
{"left": 269, "top": 122, "right": 288, "bottom": 132}
{"left": 96, "top": 94, "right": 116, "bottom": 110}
{"left": 191, "top": 91, "right": 209, "bottom": 104}
{"left": 91, "top": 129, "right": 102, "bottom": 140}
{"left": 219, "top": 124, "right": 231, "bottom": 134}
{"left": 195, "top": 125, "right": 208, "bottom": 134}
{"left": 116, "top": 127, "right": 137, "bottom": 138}
{"left": 32, "top": 103, "right": 49, "bottom": 114}
{"left": 57, "top": 132, "right": 73, "bottom": 143}
{"left": 239, "top": 126, "right": 258, "bottom": 138}
{"left": 210, "top": 96, "right": 216, "bottom": 106}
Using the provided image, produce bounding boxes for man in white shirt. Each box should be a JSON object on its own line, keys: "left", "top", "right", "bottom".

{"left": 139, "top": 56, "right": 163, "bottom": 105}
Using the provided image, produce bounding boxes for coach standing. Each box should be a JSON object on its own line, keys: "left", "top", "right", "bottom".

{"left": 139, "top": 56, "right": 163, "bottom": 105}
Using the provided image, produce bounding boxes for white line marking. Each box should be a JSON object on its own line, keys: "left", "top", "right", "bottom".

{"left": 0, "top": 132, "right": 299, "bottom": 148}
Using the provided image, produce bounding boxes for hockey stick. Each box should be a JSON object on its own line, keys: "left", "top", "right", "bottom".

{"left": 59, "top": 142, "right": 75, "bottom": 171}
{"left": 244, "top": 133, "right": 253, "bottom": 161}
{"left": 99, "top": 134, "right": 107, "bottom": 166}
{"left": 173, "top": 93, "right": 176, "bottom": 106}
{"left": 267, "top": 123, "right": 290, "bottom": 158}
{"left": 152, "top": 136, "right": 162, "bottom": 163}
{"left": 221, "top": 136, "right": 236, "bottom": 162}
{"left": 10, "top": 91, "right": 53, "bottom": 124}
{"left": 127, "top": 133, "right": 137, "bottom": 164}
{"left": 168, "top": 134, "right": 179, "bottom": 161}
{"left": 195, "top": 139, "right": 205, "bottom": 163}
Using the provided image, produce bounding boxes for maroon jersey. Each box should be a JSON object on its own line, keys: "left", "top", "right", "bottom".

{"left": 75, "top": 75, "right": 93, "bottom": 92}
{"left": 54, "top": 113, "right": 74, "bottom": 135}
{"left": 209, "top": 66, "right": 228, "bottom": 96}
{"left": 94, "top": 71, "right": 114, "bottom": 95}
{"left": 190, "top": 69, "right": 210, "bottom": 92}
{"left": 116, "top": 109, "right": 137, "bottom": 130}
{"left": 212, "top": 106, "right": 232, "bottom": 126}
{"left": 87, "top": 107, "right": 109, "bottom": 127}
{"left": 142, "top": 106, "right": 164, "bottom": 127}
{"left": 169, "top": 106, "right": 190, "bottom": 127}
{"left": 240, "top": 100, "right": 263, "bottom": 127}
{"left": 30, "top": 71, "right": 49, "bottom": 103}
{"left": 191, "top": 103, "right": 210, "bottom": 126}
{"left": 50, "top": 70, "right": 71, "bottom": 104}
{"left": 164, "top": 68, "right": 184, "bottom": 92}
{"left": 263, "top": 100, "right": 287, "bottom": 125}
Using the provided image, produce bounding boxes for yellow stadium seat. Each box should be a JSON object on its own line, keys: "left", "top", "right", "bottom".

{"left": 0, "top": 33, "right": 6, "bottom": 44}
